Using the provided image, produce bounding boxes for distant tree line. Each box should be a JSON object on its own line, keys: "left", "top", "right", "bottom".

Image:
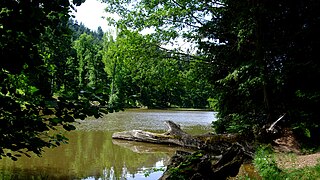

{"left": 67, "top": 20, "right": 213, "bottom": 109}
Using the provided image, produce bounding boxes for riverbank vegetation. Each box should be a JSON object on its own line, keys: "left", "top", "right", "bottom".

{"left": 1, "top": 0, "right": 320, "bottom": 178}
{"left": 252, "top": 145, "right": 320, "bottom": 179}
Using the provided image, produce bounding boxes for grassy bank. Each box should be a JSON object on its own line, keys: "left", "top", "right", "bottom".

{"left": 245, "top": 145, "right": 320, "bottom": 179}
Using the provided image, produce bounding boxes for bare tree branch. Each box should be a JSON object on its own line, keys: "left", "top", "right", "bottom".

{"left": 267, "top": 113, "right": 286, "bottom": 132}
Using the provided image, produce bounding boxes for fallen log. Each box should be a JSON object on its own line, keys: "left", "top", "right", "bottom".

{"left": 267, "top": 113, "right": 286, "bottom": 133}
{"left": 112, "top": 120, "right": 202, "bottom": 148}
{"left": 254, "top": 113, "right": 287, "bottom": 143}
{"left": 112, "top": 121, "right": 252, "bottom": 154}
{"left": 112, "top": 121, "right": 254, "bottom": 179}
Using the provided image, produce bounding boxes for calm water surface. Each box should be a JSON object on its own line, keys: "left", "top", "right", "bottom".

{"left": 0, "top": 109, "right": 216, "bottom": 180}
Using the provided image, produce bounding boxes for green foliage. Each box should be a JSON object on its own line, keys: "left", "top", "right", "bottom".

{"left": 102, "top": 30, "right": 213, "bottom": 108}
{"left": 209, "top": 1, "right": 320, "bottom": 138}
{"left": 207, "top": 98, "right": 218, "bottom": 111}
{"left": 73, "top": 33, "right": 108, "bottom": 91}
{"left": 104, "top": 0, "right": 320, "bottom": 142}
{"left": 4, "top": 0, "right": 319, "bottom": 161}
{"left": 254, "top": 145, "right": 282, "bottom": 179}
{"left": 0, "top": 0, "right": 213, "bottom": 160}
{"left": 143, "top": 167, "right": 165, "bottom": 178}
{"left": 0, "top": 0, "right": 115, "bottom": 160}
{"left": 0, "top": 67, "right": 109, "bottom": 160}
{"left": 104, "top": 0, "right": 213, "bottom": 44}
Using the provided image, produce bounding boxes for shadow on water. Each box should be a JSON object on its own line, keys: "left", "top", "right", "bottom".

{"left": 0, "top": 109, "right": 216, "bottom": 179}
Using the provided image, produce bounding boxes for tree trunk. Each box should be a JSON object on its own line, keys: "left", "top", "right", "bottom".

{"left": 112, "top": 120, "right": 202, "bottom": 148}
{"left": 113, "top": 121, "right": 254, "bottom": 179}
{"left": 112, "top": 120, "right": 251, "bottom": 154}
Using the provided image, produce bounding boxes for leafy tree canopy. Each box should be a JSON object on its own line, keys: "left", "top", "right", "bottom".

{"left": 105, "top": 0, "right": 320, "bottom": 142}
{"left": 102, "top": 29, "right": 213, "bottom": 108}
{"left": 0, "top": 0, "right": 112, "bottom": 160}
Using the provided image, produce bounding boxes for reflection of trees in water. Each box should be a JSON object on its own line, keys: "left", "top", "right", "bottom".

{"left": 0, "top": 131, "right": 172, "bottom": 179}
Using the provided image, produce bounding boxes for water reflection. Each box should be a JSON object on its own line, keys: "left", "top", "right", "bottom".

{"left": 112, "top": 139, "right": 192, "bottom": 154}
{"left": 0, "top": 131, "right": 174, "bottom": 180}
{"left": 0, "top": 110, "right": 216, "bottom": 179}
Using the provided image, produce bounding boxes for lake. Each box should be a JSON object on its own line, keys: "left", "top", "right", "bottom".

{"left": 0, "top": 109, "right": 216, "bottom": 180}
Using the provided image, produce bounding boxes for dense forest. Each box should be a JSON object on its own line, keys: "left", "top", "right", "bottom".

{"left": 68, "top": 20, "right": 213, "bottom": 109}
{"left": 1, "top": 0, "right": 320, "bottom": 163}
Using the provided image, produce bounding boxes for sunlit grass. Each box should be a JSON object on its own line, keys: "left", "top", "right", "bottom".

{"left": 250, "top": 145, "right": 320, "bottom": 180}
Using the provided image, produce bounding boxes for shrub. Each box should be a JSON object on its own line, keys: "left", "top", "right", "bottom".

{"left": 253, "top": 145, "right": 282, "bottom": 179}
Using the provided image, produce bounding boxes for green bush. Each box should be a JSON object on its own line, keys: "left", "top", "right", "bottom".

{"left": 254, "top": 145, "right": 282, "bottom": 179}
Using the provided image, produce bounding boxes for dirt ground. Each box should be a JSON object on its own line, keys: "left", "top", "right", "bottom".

{"left": 276, "top": 152, "right": 320, "bottom": 169}
{"left": 272, "top": 128, "right": 320, "bottom": 169}
{"left": 234, "top": 152, "right": 320, "bottom": 180}
{"left": 234, "top": 129, "right": 320, "bottom": 179}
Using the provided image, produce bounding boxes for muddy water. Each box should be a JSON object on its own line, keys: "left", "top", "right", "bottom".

{"left": 0, "top": 109, "right": 216, "bottom": 179}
